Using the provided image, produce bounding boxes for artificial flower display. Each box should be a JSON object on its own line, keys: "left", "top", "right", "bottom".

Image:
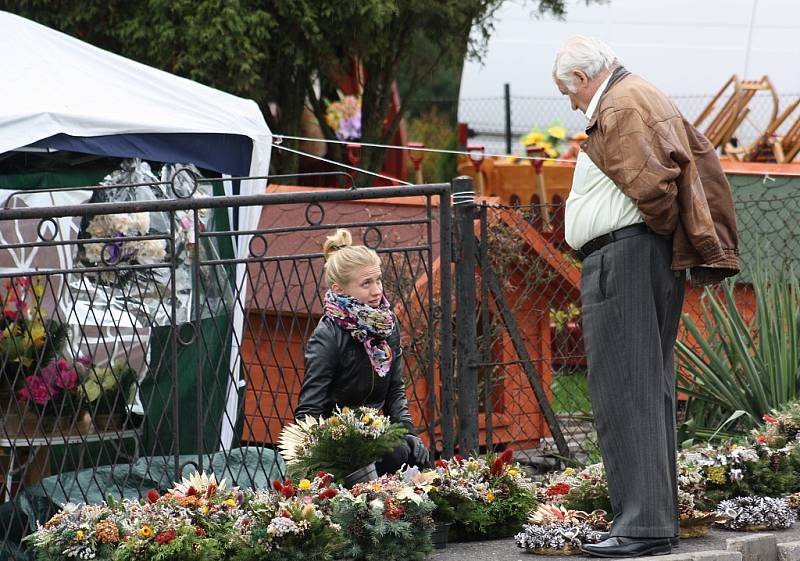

{"left": 429, "top": 450, "right": 536, "bottom": 540}
{"left": 519, "top": 121, "right": 567, "bottom": 159}
{"left": 278, "top": 406, "right": 407, "bottom": 482}
{"left": 330, "top": 473, "right": 435, "bottom": 561}
{"left": 24, "top": 503, "right": 126, "bottom": 561}
{"left": 514, "top": 521, "right": 603, "bottom": 556}
{"left": 0, "top": 276, "right": 67, "bottom": 386}
{"left": 714, "top": 496, "right": 797, "bottom": 531}
{"left": 535, "top": 464, "right": 612, "bottom": 517}
{"left": 325, "top": 92, "right": 361, "bottom": 141}
{"left": 231, "top": 471, "right": 344, "bottom": 561}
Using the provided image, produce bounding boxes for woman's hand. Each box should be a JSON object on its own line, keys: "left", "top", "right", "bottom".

{"left": 405, "top": 434, "right": 431, "bottom": 469}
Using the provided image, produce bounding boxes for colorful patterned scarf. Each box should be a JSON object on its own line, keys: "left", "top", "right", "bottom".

{"left": 324, "top": 289, "right": 395, "bottom": 377}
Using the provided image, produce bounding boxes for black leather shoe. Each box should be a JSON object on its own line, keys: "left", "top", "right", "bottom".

{"left": 595, "top": 533, "right": 679, "bottom": 547}
{"left": 581, "top": 536, "right": 672, "bottom": 558}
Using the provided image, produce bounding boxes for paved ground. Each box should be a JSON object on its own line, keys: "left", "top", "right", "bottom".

{"left": 429, "top": 525, "right": 800, "bottom": 561}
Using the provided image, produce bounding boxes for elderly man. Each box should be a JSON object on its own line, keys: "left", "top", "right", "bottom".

{"left": 553, "top": 36, "right": 739, "bottom": 558}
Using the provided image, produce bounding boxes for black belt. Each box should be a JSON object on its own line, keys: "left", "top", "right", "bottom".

{"left": 577, "top": 223, "right": 653, "bottom": 260}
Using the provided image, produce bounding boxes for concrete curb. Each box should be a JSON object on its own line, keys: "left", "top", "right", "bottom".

{"left": 777, "top": 540, "right": 800, "bottom": 561}
{"left": 429, "top": 527, "right": 800, "bottom": 561}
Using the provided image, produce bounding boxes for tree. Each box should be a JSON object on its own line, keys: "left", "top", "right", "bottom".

{"left": 2, "top": 0, "right": 601, "bottom": 178}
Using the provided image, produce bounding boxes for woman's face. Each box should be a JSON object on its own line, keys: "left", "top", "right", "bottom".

{"left": 333, "top": 264, "right": 383, "bottom": 307}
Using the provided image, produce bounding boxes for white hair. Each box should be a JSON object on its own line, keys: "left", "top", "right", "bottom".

{"left": 553, "top": 35, "right": 619, "bottom": 93}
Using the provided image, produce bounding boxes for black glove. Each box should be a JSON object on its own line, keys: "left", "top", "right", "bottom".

{"left": 405, "top": 434, "right": 431, "bottom": 469}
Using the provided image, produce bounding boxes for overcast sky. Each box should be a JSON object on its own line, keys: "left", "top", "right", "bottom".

{"left": 461, "top": 0, "right": 800, "bottom": 98}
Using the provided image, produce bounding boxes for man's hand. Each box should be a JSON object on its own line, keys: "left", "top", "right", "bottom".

{"left": 405, "top": 434, "right": 431, "bottom": 468}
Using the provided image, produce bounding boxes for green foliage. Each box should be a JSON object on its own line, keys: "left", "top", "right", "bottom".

{"left": 449, "top": 484, "right": 535, "bottom": 540}
{"left": 676, "top": 264, "right": 800, "bottom": 437}
{"left": 0, "top": 0, "right": 595, "bottom": 176}
{"left": 405, "top": 109, "right": 457, "bottom": 184}
{"left": 113, "top": 526, "right": 224, "bottom": 561}
{"left": 330, "top": 493, "right": 434, "bottom": 561}
{"left": 282, "top": 409, "right": 408, "bottom": 482}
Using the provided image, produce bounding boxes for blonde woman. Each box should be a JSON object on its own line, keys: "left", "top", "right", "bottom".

{"left": 294, "top": 228, "right": 430, "bottom": 474}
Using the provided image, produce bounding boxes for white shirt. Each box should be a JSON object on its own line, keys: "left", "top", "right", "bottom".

{"left": 564, "top": 75, "right": 643, "bottom": 251}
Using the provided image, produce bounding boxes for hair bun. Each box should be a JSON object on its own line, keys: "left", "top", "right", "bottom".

{"left": 323, "top": 228, "right": 353, "bottom": 260}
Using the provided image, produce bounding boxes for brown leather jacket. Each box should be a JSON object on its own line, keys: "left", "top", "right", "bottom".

{"left": 581, "top": 67, "right": 740, "bottom": 286}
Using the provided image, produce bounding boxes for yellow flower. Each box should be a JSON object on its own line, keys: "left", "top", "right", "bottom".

{"left": 328, "top": 417, "right": 339, "bottom": 426}
{"left": 224, "top": 498, "right": 237, "bottom": 508}
{"left": 508, "top": 468, "right": 520, "bottom": 476}
{"left": 75, "top": 529, "right": 86, "bottom": 541}
{"left": 547, "top": 125, "right": 567, "bottom": 140}
{"left": 138, "top": 525, "right": 153, "bottom": 538}
{"left": 468, "top": 461, "right": 479, "bottom": 470}
{"left": 371, "top": 482, "right": 382, "bottom": 492}
{"left": 29, "top": 322, "right": 47, "bottom": 348}
{"left": 200, "top": 505, "right": 210, "bottom": 515}
{"left": 545, "top": 147, "right": 559, "bottom": 159}
{"left": 361, "top": 415, "right": 373, "bottom": 425}
{"left": 486, "top": 492, "right": 496, "bottom": 503}
{"left": 298, "top": 479, "right": 312, "bottom": 491}
{"left": 372, "top": 417, "right": 384, "bottom": 428}
{"left": 522, "top": 131, "right": 546, "bottom": 146}
{"left": 2, "top": 324, "right": 19, "bottom": 339}
{"left": 706, "top": 466, "right": 727, "bottom": 485}
{"left": 563, "top": 467, "right": 576, "bottom": 476}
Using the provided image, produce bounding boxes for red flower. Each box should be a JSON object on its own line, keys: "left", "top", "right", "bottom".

{"left": 146, "top": 489, "right": 161, "bottom": 504}
{"left": 18, "top": 375, "right": 54, "bottom": 406}
{"left": 273, "top": 480, "right": 283, "bottom": 491}
{"left": 490, "top": 458, "right": 504, "bottom": 477}
{"left": 383, "top": 499, "right": 405, "bottom": 521}
{"left": 319, "top": 488, "right": 338, "bottom": 500}
{"left": 206, "top": 483, "right": 216, "bottom": 498}
{"left": 500, "top": 449, "right": 513, "bottom": 465}
{"left": 763, "top": 414, "right": 778, "bottom": 424}
{"left": 155, "top": 529, "right": 177, "bottom": 545}
{"left": 281, "top": 511, "right": 292, "bottom": 518}
{"left": 545, "top": 482, "right": 571, "bottom": 497}
{"left": 195, "top": 527, "right": 206, "bottom": 537}
{"left": 453, "top": 454, "right": 465, "bottom": 465}
{"left": 316, "top": 471, "right": 333, "bottom": 487}
{"left": 186, "top": 486, "right": 198, "bottom": 497}
{"left": 435, "top": 459, "right": 448, "bottom": 469}
{"left": 281, "top": 482, "right": 296, "bottom": 498}
{"left": 756, "top": 435, "right": 768, "bottom": 443}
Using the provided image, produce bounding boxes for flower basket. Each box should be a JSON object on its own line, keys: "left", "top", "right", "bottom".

{"left": 714, "top": 496, "right": 797, "bottom": 531}
{"left": 679, "top": 516, "right": 715, "bottom": 538}
{"left": 431, "top": 451, "right": 536, "bottom": 541}
{"left": 515, "top": 522, "right": 603, "bottom": 555}
{"left": 330, "top": 473, "right": 435, "bottom": 561}
{"left": 278, "top": 406, "right": 407, "bottom": 483}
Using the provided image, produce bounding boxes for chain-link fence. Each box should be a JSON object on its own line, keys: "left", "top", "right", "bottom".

{"left": 466, "top": 173, "right": 800, "bottom": 469}
{"left": 411, "top": 92, "right": 800, "bottom": 156}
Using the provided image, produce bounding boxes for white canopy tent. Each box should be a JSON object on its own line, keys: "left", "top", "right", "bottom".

{"left": 0, "top": 10, "right": 273, "bottom": 450}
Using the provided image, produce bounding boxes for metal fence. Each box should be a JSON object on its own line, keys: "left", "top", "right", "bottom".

{"left": 411, "top": 92, "right": 800, "bottom": 156}
{"left": 2, "top": 170, "right": 799, "bottom": 557}
{"left": 0, "top": 178, "right": 453, "bottom": 557}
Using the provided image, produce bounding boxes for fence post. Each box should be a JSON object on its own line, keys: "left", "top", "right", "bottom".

{"left": 453, "top": 176, "right": 480, "bottom": 454}
{"left": 504, "top": 83, "right": 512, "bottom": 155}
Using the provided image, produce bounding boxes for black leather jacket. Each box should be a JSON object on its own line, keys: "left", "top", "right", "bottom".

{"left": 294, "top": 315, "right": 414, "bottom": 433}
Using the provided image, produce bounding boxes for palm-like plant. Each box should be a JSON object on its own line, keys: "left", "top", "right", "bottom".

{"left": 676, "top": 264, "right": 800, "bottom": 440}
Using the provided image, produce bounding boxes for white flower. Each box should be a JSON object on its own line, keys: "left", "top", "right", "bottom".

{"left": 171, "top": 471, "right": 227, "bottom": 496}
{"left": 278, "top": 416, "right": 322, "bottom": 462}
{"left": 369, "top": 498, "right": 385, "bottom": 511}
{"left": 267, "top": 516, "right": 300, "bottom": 537}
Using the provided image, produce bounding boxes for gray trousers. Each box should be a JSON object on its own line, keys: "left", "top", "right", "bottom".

{"left": 580, "top": 231, "right": 685, "bottom": 538}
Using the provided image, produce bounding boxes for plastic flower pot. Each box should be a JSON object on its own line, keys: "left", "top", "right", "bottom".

{"left": 344, "top": 462, "right": 378, "bottom": 488}
{"left": 431, "top": 521, "right": 452, "bottom": 549}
